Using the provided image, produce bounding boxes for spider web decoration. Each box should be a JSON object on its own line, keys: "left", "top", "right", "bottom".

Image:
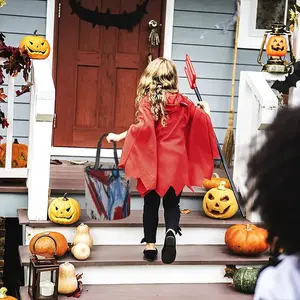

{"left": 69, "top": 0, "right": 149, "bottom": 30}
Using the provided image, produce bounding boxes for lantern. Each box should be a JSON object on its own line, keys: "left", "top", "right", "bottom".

{"left": 28, "top": 235, "right": 59, "bottom": 300}
{"left": 257, "top": 22, "right": 295, "bottom": 73}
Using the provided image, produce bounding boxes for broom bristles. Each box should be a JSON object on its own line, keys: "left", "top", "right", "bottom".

{"left": 221, "top": 126, "right": 234, "bottom": 168}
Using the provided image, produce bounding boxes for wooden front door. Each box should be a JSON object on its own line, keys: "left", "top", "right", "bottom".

{"left": 54, "top": 0, "right": 164, "bottom": 147}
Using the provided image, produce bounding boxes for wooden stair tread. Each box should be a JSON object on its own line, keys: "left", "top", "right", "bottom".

{"left": 19, "top": 244, "right": 269, "bottom": 266}
{"left": 18, "top": 209, "right": 255, "bottom": 228}
{"left": 20, "top": 283, "right": 253, "bottom": 300}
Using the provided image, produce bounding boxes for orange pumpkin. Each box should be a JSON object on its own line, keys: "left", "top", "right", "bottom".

{"left": 0, "top": 139, "right": 28, "bottom": 168}
{"left": 29, "top": 231, "right": 69, "bottom": 258}
{"left": 0, "top": 287, "right": 17, "bottom": 300}
{"left": 202, "top": 173, "right": 230, "bottom": 190}
{"left": 225, "top": 224, "right": 269, "bottom": 255}
{"left": 266, "top": 35, "right": 287, "bottom": 57}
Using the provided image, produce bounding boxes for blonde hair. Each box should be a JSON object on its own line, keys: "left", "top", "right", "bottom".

{"left": 136, "top": 57, "right": 178, "bottom": 126}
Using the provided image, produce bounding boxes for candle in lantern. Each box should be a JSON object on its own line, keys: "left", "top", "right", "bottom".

{"left": 40, "top": 280, "right": 55, "bottom": 297}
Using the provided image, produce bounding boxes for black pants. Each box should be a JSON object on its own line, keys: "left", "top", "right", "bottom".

{"left": 142, "top": 187, "right": 181, "bottom": 243}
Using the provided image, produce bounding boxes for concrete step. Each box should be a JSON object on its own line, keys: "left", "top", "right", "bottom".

{"left": 20, "top": 283, "right": 253, "bottom": 300}
{"left": 19, "top": 244, "right": 268, "bottom": 285}
{"left": 19, "top": 209, "right": 256, "bottom": 245}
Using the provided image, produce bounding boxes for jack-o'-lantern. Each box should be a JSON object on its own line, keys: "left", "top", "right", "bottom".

{"left": 19, "top": 30, "right": 50, "bottom": 59}
{"left": 203, "top": 181, "right": 238, "bottom": 219}
{"left": 266, "top": 35, "right": 287, "bottom": 57}
{"left": 0, "top": 139, "right": 28, "bottom": 168}
{"left": 48, "top": 193, "right": 81, "bottom": 225}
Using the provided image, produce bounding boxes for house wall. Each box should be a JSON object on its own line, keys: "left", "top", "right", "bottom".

{"left": 172, "top": 0, "right": 261, "bottom": 146}
{"left": 0, "top": 0, "right": 47, "bottom": 144}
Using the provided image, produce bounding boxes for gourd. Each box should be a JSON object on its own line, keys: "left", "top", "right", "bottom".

{"left": 202, "top": 173, "right": 230, "bottom": 190}
{"left": 19, "top": 30, "right": 50, "bottom": 59}
{"left": 0, "top": 139, "right": 28, "bottom": 168}
{"left": 203, "top": 181, "right": 238, "bottom": 219}
{"left": 73, "top": 223, "right": 93, "bottom": 248}
{"left": 225, "top": 265, "right": 260, "bottom": 294}
{"left": 0, "top": 287, "right": 17, "bottom": 300}
{"left": 266, "top": 35, "right": 287, "bottom": 57}
{"left": 58, "top": 262, "right": 78, "bottom": 295}
{"left": 71, "top": 243, "right": 90, "bottom": 260}
{"left": 48, "top": 193, "right": 81, "bottom": 225}
{"left": 225, "top": 224, "right": 269, "bottom": 255}
{"left": 29, "top": 231, "right": 69, "bottom": 257}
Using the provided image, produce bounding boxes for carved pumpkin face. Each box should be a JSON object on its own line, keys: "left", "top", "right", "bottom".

{"left": 19, "top": 31, "right": 50, "bottom": 59}
{"left": 48, "top": 194, "right": 81, "bottom": 225}
{"left": 203, "top": 181, "right": 238, "bottom": 219}
{"left": 0, "top": 139, "right": 28, "bottom": 168}
{"left": 266, "top": 35, "right": 287, "bottom": 57}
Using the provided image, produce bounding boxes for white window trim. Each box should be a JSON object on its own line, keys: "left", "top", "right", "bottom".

{"left": 239, "top": 0, "right": 291, "bottom": 49}
{"left": 46, "top": 0, "right": 175, "bottom": 158}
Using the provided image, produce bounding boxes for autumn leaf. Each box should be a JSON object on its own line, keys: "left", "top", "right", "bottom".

{"left": 16, "top": 82, "right": 32, "bottom": 97}
{"left": 0, "top": 88, "right": 6, "bottom": 102}
{"left": 0, "top": 109, "right": 8, "bottom": 129}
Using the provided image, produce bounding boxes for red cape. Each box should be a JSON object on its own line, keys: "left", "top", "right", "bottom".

{"left": 119, "top": 93, "right": 219, "bottom": 197}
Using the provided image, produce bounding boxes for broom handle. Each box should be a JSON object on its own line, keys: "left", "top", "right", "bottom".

{"left": 194, "top": 86, "right": 246, "bottom": 218}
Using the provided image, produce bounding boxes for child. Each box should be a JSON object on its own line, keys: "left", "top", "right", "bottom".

{"left": 246, "top": 107, "right": 300, "bottom": 299}
{"left": 107, "top": 58, "right": 219, "bottom": 264}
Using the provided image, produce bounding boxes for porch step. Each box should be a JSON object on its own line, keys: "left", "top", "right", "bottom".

{"left": 19, "top": 244, "right": 268, "bottom": 284}
{"left": 20, "top": 283, "right": 253, "bottom": 300}
{"left": 19, "top": 209, "right": 256, "bottom": 245}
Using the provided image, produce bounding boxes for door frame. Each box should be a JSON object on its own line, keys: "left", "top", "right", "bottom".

{"left": 46, "top": 0, "right": 175, "bottom": 158}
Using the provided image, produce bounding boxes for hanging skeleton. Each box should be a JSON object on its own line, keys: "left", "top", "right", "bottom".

{"left": 148, "top": 20, "right": 160, "bottom": 63}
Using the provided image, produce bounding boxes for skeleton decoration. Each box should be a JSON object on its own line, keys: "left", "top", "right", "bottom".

{"left": 148, "top": 20, "right": 160, "bottom": 63}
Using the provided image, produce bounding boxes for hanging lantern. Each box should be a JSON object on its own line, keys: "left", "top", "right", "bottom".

{"left": 28, "top": 234, "right": 59, "bottom": 300}
{"left": 257, "top": 22, "right": 295, "bottom": 73}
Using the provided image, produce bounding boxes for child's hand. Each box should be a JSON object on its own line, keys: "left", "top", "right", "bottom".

{"left": 106, "top": 133, "right": 120, "bottom": 143}
{"left": 197, "top": 101, "right": 211, "bottom": 116}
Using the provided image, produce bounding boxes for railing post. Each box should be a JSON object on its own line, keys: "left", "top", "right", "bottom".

{"left": 27, "top": 60, "right": 55, "bottom": 221}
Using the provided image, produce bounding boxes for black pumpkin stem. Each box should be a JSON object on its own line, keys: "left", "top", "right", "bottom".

{"left": 33, "top": 30, "right": 38, "bottom": 35}
{"left": 63, "top": 193, "right": 69, "bottom": 200}
{"left": 224, "top": 264, "right": 238, "bottom": 279}
{"left": 13, "top": 138, "right": 19, "bottom": 144}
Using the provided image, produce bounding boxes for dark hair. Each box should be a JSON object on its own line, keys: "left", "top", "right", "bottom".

{"left": 247, "top": 106, "right": 300, "bottom": 254}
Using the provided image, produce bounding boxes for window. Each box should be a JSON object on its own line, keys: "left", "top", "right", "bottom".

{"left": 238, "top": 0, "right": 296, "bottom": 49}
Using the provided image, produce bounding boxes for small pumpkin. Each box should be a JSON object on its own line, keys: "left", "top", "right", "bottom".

{"left": 203, "top": 181, "right": 238, "bottom": 219}
{"left": 71, "top": 243, "right": 90, "bottom": 260}
{"left": 0, "top": 139, "right": 28, "bottom": 168}
{"left": 225, "top": 265, "right": 260, "bottom": 294}
{"left": 48, "top": 193, "right": 81, "bottom": 225}
{"left": 0, "top": 287, "right": 17, "bottom": 300}
{"left": 29, "top": 231, "right": 69, "bottom": 258}
{"left": 58, "top": 262, "right": 78, "bottom": 295}
{"left": 202, "top": 173, "right": 230, "bottom": 190}
{"left": 73, "top": 223, "right": 93, "bottom": 248}
{"left": 266, "top": 34, "right": 287, "bottom": 57}
{"left": 225, "top": 224, "right": 269, "bottom": 255}
{"left": 19, "top": 30, "right": 50, "bottom": 59}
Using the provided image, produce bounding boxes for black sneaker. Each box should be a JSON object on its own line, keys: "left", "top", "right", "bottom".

{"left": 162, "top": 229, "right": 176, "bottom": 264}
{"left": 143, "top": 248, "right": 158, "bottom": 261}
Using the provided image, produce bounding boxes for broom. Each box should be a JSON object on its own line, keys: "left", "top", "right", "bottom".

{"left": 221, "top": 0, "right": 240, "bottom": 168}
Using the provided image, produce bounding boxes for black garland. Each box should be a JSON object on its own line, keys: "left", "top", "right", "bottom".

{"left": 69, "top": 0, "right": 149, "bottom": 30}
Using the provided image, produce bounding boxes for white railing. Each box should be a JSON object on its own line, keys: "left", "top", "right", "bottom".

{"left": 233, "top": 71, "right": 281, "bottom": 222}
{"left": 27, "top": 59, "right": 55, "bottom": 221}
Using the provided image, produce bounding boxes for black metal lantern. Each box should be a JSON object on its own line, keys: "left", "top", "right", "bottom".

{"left": 257, "top": 22, "right": 295, "bottom": 73}
{"left": 28, "top": 235, "right": 59, "bottom": 300}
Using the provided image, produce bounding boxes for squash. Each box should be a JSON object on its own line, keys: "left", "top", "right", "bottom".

{"left": 29, "top": 231, "right": 69, "bottom": 258}
{"left": 48, "top": 193, "right": 81, "bottom": 225}
{"left": 19, "top": 30, "right": 50, "bottom": 59}
{"left": 58, "top": 262, "right": 78, "bottom": 295}
{"left": 71, "top": 243, "right": 90, "bottom": 260}
{"left": 202, "top": 173, "right": 230, "bottom": 190}
{"left": 73, "top": 223, "right": 93, "bottom": 248}
{"left": 225, "top": 265, "right": 260, "bottom": 294}
{"left": 266, "top": 34, "right": 287, "bottom": 57}
{"left": 203, "top": 181, "right": 238, "bottom": 219}
{"left": 225, "top": 224, "right": 269, "bottom": 255}
{"left": 0, "top": 139, "right": 28, "bottom": 168}
{"left": 0, "top": 287, "right": 17, "bottom": 300}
